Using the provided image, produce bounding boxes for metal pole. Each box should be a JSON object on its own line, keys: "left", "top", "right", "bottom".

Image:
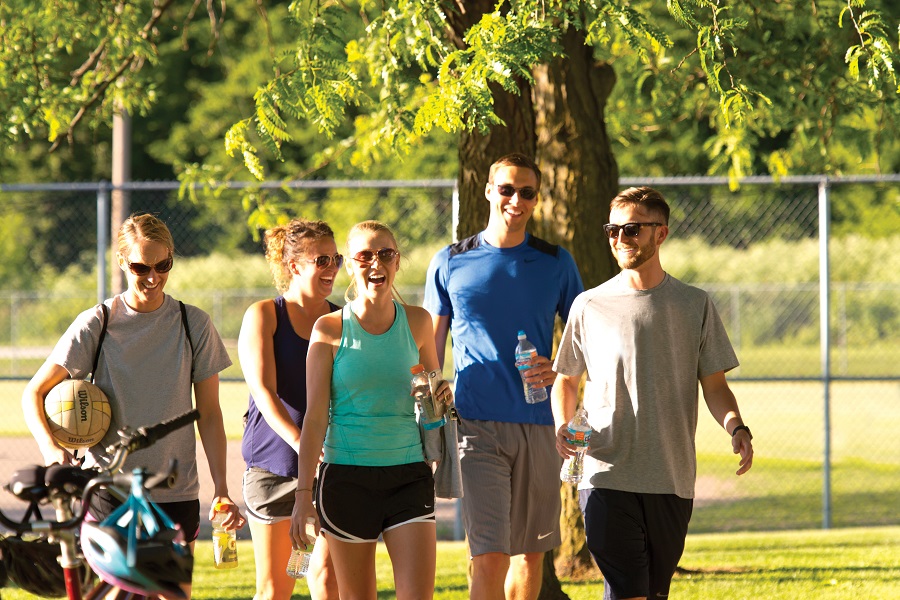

{"left": 97, "top": 183, "right": 110, "bottom": 303}
{"left": 818, "top": 178, "right": 832, "bottom": 529}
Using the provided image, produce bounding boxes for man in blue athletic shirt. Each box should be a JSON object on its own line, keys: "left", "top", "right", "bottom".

{"left": 424, "top": 153, "right": 583, "bottom": 600}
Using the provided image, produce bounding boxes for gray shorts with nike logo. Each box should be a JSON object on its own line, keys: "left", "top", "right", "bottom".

{"left": 457, "top": 419, "right": 562, "bottom": 556}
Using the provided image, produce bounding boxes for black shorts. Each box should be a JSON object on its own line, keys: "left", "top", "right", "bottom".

{"left": 579, "top": 488, "right": 693, "bottom": 599}
{"left": 316, "top": 462, "right": 435, "bottom": 543}
{"left": 89, "top": 489, "right": 201, "bottom": 543}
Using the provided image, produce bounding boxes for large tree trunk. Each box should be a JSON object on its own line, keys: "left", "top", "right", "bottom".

{"left": 445, "top": 4, "right": 619, "bottom": 597}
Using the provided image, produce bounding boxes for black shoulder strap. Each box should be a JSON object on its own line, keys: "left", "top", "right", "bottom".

{"left": 91, "top": 304, "right": 109, "bottom": 383}
{"left": 179, "top": 301, "right": 195, "bottom": 377}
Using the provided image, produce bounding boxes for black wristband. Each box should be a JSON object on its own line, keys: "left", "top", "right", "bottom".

{"left": 731, "top": 424, "right": 752, "bottom": 439}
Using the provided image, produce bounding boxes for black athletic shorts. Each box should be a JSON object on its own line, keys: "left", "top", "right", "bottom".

{"left": 89, "top": 489, "right": 201, "bottom": 543}
{"left": 316, "top": 461, "right": 435, "bottom": 543}
{"left": 579, "top": 488, "right": 693, "bottom": 600}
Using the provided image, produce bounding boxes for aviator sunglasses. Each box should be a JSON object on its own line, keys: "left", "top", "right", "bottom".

{"left": 603, "top": 222, "right": 663, "bottom": 238}
{"left": 125, "top": 255, "right": 174, "bottom": 276}
{"left": 351, "top": 247, "right": 399, "bottom": 265}
{"left": 492, "top": 183, "right": 538, "bottom": 201}
{"left": 303, "top": 254, "right": 344, "bottom": 269}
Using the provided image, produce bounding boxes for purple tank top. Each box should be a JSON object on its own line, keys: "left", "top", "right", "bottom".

{"left": 241, "top": 297, "right": 339, "bottom": 477}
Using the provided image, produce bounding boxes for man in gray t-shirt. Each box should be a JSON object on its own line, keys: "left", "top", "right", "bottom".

{"left": 551, "top": 186, "right": 754, "bottom": 600}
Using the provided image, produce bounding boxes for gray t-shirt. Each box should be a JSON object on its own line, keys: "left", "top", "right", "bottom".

{"left": 553, "top": 273, "right": 738, "bottom": 499}
{"left": 49, "top": 294, "right": 232, "bottom": 502}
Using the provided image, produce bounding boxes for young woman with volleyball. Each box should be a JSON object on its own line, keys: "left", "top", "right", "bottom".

{"left": 21, "top": 212, "right": 244, "bottom": 599}
{"left": 237, "top": 218, "right": 339, "bottom": 600}
{"left": 289, "top": 220, "right": 453, "bottom": 599}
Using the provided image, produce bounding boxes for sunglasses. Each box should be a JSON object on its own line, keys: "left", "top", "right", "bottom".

{"left": 303, "top": 254, "right": 344, "bottom": 269}
{"left": 603, "top": 222, "right": 663, "bottom": 238}
{"left": 126, "top": 256, "right": 174, "bottom": 276}
{"left": 492, "top": 183, "right": 538, "bottom": 201}
{"left": 351, "top": 248, "right": 399, "bottom": 265}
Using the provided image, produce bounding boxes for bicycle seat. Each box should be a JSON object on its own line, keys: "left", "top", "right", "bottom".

{"left": 7, "top": 465, "right": 48, "bottom": 503}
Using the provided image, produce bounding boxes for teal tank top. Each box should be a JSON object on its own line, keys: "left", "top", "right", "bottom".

{"left": 323, "top": 300, "right": 424, "bottom": 466}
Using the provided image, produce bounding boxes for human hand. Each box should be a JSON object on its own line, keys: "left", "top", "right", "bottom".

{"left": 555, "top": 422, "right": 578, "bottom": 459}
{"left": 732, "top": 430, "right": 753, "bottom": 476}
{"left": 39, "top": 441, "right": 73, "bottom": 467}
{"left": 523, "top": 355, "right": 557, "bottom": 389}
{"left": 433, "top": 380, "right": 454, "bottom": 406}
{"left": 208, "top": 497, "right": 246, "bottom": 530}
{"left": 289, "top": 492, "right": 319, "bottom": 550}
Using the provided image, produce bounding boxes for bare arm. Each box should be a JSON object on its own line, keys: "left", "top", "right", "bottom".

{"left": 551, "top": 373, "right": 581, "bottom": 459}
{"left": 237, "top": 300, "right": 302, "bottom": 451}
{"left": 700, "top": 370, "right": 753, "bottom": 476}
{"left": 194, "top": 374, "right": 245, "bottom": 529}
{"left": 21, "top": 361, "right": 73, "bottom": 465}
{"left": 290, "top": 314, "right": 338, "bottom": 550}
{"left": 431, "top": 313, "right": 450, "bottom": 370}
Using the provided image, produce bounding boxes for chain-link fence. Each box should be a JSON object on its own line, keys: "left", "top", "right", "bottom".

{"left": 0, "top": 175, "right": 897, "bottom": 535}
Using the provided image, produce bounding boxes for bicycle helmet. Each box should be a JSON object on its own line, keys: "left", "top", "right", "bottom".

{"left": 0, "top": 535, "right": 92, "bottom": 598}
{"left": 81, "top": 469, "right": 193, "bottom": 599}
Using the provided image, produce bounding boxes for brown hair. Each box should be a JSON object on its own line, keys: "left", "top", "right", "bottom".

{"left": 117, "top": 213, "right": 175, "bottom": 258}
{"left": 344, "top": 220, "right": 406, "bottom": 304}
{"left": 264, "top": 218, "right": 336, "bottom": 293}
{"left": 488, "top": 153, "right": 542, "bottom": 189}
{"left": 610, "top": 186, "right": 670, "bottom": 225}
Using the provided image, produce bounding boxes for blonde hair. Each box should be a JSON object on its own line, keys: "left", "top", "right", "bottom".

{"left": 117, "top": 213, "right": 175, "bottom": 257}
{"left": 344, "top": 220, "right": 407, "bottom": 304}
{"left": 264, "top": 218, "right": 335, "bottom": 293}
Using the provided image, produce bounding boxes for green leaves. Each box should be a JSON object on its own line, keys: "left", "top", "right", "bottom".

{"left": 841, "top": 2, "right": 898, "bottom": 92}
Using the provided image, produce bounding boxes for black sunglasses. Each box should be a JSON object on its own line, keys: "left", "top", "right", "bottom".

{"left": 603, "top": 222, "right": 663, "bottom": 238}
{"left": 492, "top": 183, "right": 538, "bottom": 201}
{"left": 126, "top": 256, "right": 174, "bottom": 276}
{"left": 351, "top": 248, "right": 399, "bottom": 265}
{"left": 304, "top": 254, "right": 344, "bottom": 269}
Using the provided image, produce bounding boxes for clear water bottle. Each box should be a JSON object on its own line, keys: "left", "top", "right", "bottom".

{"left": 515, "top": 330, "right": 547, "bottom": 404}
{"left": 560, "top": 408, "right": 591, "bottom": 484}
{"left": 286, "top": 518, "right": 317, "bottom": 578}
{"left": 211, "top": 502, "right": 238, "bottom": 569}
{"left": 411, "top": 364, "right": 446, "bottom": 430}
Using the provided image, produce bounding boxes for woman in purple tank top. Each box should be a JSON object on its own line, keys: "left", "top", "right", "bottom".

{"left": 238, "top": 218, "right": 340, "bottom": 600}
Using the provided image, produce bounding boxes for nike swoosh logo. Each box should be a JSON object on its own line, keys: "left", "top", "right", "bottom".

{"left": 525, "top": 258, "right": 538, "bottom": 263}
{"left": 424, "top": 505, "right": 433, "bottom": 509}
{"left": 537, "top": 531, "right": 553, "bottom": 540}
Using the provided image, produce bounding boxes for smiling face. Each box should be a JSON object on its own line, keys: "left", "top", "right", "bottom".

{"left": 292, "top": 236, "right": 340, "bottom": 300}
{"left": 345, "top": 228, "right": 399, "bottom": 301}
{"left": 118, "top": 238, "right": 171, "bottom": 312}
{"left": 485, "top": 165, "right": 539, "bottom": 238}
{"left": 607, "top": 204, "right": 667, "bottom": 272}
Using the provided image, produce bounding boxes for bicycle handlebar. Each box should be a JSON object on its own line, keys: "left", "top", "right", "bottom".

{"left": 0, "top": 409, "right": 199, "bottom": 535}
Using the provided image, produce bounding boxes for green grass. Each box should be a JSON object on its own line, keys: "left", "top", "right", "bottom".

{"left": 3, "top": 528, "right": 898, "bottom": 599}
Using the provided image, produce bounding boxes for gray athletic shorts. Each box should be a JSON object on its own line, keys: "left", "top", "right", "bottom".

{"left": 242, "top": 467, "right": 298, "bottom": 525}
{"left": 457, "top": 419, "right": 562, "bottom": 556}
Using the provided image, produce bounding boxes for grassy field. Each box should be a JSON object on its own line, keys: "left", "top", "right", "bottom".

{"left": 1, "top": 378, "right": 898, "bottom": 533}
{"left": 2, "top": 527, "right": 897, "bottom": 599}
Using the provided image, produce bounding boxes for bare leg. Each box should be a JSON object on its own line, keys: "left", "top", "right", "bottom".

{"left": 470, "top": 552, "right": 510, "bottom": 600}
{"left": 504, "top": 552, "right": 543, "bottom": 600}
{"left": 325, "top": 534, "right": 378, "bottom": 600}
{"left": 382, "top": 522, "right": 436, "bottom": 600}
{"left": 307, "top": 533, "right": 339, "bottom": 600}
{"left": 248, "top": 519, "right": 296, "bottom": 600}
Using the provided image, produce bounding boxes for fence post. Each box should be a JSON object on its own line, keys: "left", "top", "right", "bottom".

{"left": 818, "top": 177, "right": 832, "bottom": 529}
{"left": 97, "top": 182, "right": 110, "bottom": 304}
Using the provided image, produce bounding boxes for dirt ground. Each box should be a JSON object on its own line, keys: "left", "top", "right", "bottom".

{"left": 0, "top": 437, "right": 461, "bottom": 540}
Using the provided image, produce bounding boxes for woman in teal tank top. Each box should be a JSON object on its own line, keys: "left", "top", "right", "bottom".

{"left": 290, "top": 221, "right": 453, "bottom": 599}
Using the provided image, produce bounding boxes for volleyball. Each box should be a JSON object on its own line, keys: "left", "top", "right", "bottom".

{"left": 44, "top": 379, "right": 112, "bottom": 449}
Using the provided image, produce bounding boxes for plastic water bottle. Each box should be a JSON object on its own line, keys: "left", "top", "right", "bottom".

{"left": 560, "top": 408, "right": 591, "bottom": 484}
{"left": 411, "top": 364, "right": 446, "bottom": 430}
{"left": 286, "top": 518, "right": 317, "bottom": 578}
{"left": 515, "top": 331, "right": 547, "bottom": 403}
{"left": 211, "top": 502, "right": 238, "bottom": 569}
